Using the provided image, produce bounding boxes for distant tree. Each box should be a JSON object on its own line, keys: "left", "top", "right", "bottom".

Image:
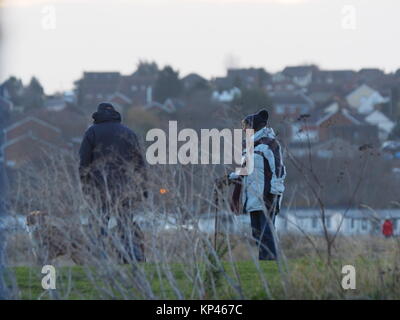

{"left": 135, "top": 60, "right": 159, "bottom": 77}
{"left": 125, "top": 106, "right": 163, "bottom": 134}
{"left": 154, "top": 66, "right": 183, "bottom": 103}
{"left": 184, "top": 79, "right": 211, "bottom": 96}
{"left": 2, "top": 76, "right": 24, "bottom": 106}
{"left": 257, "top": 68, "right": 271, "bottom": 88}
{"left": 22, "top": 77, "right": 45, "bottom": 110}
{"left": 232, "top": 88, "right": 272, "bottom": 115}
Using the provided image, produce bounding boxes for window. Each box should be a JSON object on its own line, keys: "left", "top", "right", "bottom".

{"left": 325, "top": 217, "right": 331, "bottom": 229}
{"left": 301, "top": 106, "right": 309, "bottom": 113}
{"left": 6, "top": 160, "right": 16, "bottom": 167}
{"left": 351, "top": 219, "right": 355, "bottom": 229}
{"left": 317, "top": 150, "right": 333, "bottom": 158}
{"left": 312, "top": 217, "right": 318, "bottom": 229}
{"left": 361, "top": 219, "right": 368, "bottom": 231}
{"left": 275, "top": 105, "right": 285, "bottom": 114}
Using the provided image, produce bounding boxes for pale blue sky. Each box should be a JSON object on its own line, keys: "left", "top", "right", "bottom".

{"left": 1, "top": 0, "right": 399, "bottom": 94}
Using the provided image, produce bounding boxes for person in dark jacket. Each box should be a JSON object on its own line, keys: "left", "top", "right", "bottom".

{"left": 79, "top": 102, "right": 147, "bottom": 262}
{"left": 229, "top": 109, "right": 286, "bottom": 261}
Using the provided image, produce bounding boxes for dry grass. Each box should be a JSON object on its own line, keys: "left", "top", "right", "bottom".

{"left": 4, "top": 152, "right": 400, "bottom": 299}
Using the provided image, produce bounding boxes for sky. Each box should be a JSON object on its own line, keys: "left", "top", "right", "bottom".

{"left": 0, "top": 0, "right": 399, "bottom": 94}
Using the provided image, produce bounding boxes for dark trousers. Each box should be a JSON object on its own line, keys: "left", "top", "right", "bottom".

{"left": 249, "top": 195, "right": 280, "bottom": 260}
{"left": 87, "top": 198, "right": 145, "bottom": 263}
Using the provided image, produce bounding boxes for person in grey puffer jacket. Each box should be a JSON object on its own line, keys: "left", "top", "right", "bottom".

{"left": 229, "top": 109, "right": 286, "bottom": 260}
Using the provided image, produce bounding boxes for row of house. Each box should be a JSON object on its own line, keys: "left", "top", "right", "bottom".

{"left": 201, "top": 209, "right": 400, "bottom": 236}
{"left": 73, "top": 66, "right": 399, "bottom": 147}
{"left": 277, "top": 209, "right": 400, "bottom": 236}
{"left": 75, "top": 70, "right": 190, "bottom": 114}
{"left": 2, "top": 64, "right": 400, "bottom": 168}
{"left": 0, "top": 83, "right": 88, "bottom": 168}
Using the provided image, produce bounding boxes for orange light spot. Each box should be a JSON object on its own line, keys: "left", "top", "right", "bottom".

{"left": 159, "top": 188, "right": 168, "bottom": 195}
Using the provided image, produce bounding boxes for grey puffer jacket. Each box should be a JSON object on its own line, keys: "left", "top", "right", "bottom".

{"left": 230, "top": 127, "right": 286, "bottom": 213}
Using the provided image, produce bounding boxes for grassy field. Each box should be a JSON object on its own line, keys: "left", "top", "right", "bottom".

{"left": 13, "top": 261, "right": 282, "bottom": 300}
{"left": 7, "top": 230, "right": 400, "bottom": 300}
{"left": 11, "top": 255, "right": 400, "bottom": 300}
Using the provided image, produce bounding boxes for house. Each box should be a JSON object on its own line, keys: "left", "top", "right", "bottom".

{"left": 44, "top": 95, "right": 67, "bottom": 111}
{"left": 307, "top": 83, "right": 338, "bottom": 105}
{"left": 364, "top": 110, "right": 395, "bottom": 140}
{"left": 345, "top": 84, "right": 388, "bottom": 114}
{"left": 213, "top": 76, "right": 234, "bottom": 91}
{"left": 145, "top": 98, "right": 184, "bottom": 114}
{"left": 116, "top": 73, "right": 157, "bottom": 107}
{"left": 282, "top": 65, "right": 319, "bottom": 87}
{"left": 270, "top": 92, "right": 315, "bottom": 120}
{"left": 107, "top": 92, "right": 133, "bottom": 112}
{"left": 75, "top": 71, "right": 159, "bottom": 110}
{"left": 2, "top": 116, "right": 67, "bottom": 168}
{"left": 30, "top": 107, "right": 89, "bottom": 146}
{"left": 313, "top": 70, "right": 357, "bottom": 87}
{"left": 283, "top": 210, "right": 344, "bottom": 234}
{"left": 226, "top": 68, "right": 270, "bottom": 89}
{"left": 265, "top": 79, "right": 299, "bottom": 93}
{"left": 213, "top": 208, "right": 400, "bottom": 236}
{"left": 1, "top": 106, "right": 88, "bottom": 168}
{"left": 212, "top": 87, "right": 241, "bottom": 103}
{"left": 358, "top": 68, "right": 385, "bottom": 82}
{"left": 213, "top": 68, "right": 270, "bottom": 91}
{"left": 290, "top": 99, "right": 380, "bottom": 151}
{"left": 280, "top": 209, "right": 400, "bottom": 236}
{"left": 182, "top": 73, "right": 208, "bottom": 91}
{"left": 74, "top": 72, "right": 122, "bottom": 109}
{"left": 315, "top": 103, "right": 379, "bottom": 144}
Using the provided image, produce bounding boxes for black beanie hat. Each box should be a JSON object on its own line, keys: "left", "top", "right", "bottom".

{"left": 243, "top": 109, "right": 269, "bottom": 131}
{"left": 97, "top": 102, "right": 115, "bottom": 112}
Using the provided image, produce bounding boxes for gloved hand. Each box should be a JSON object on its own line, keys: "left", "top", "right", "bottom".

{"left": 228, "top": 172, "right": 240, "bottom": 180}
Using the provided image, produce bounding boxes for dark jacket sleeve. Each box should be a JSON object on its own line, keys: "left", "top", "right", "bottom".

{"left": 129, "top": 131, "right": 148, "bottom": 196}
{"left": 79, "top": 127, "right": 95, "bottom": 179}
{"left": 129, "top": 131, "right": 146, "bottom": 172}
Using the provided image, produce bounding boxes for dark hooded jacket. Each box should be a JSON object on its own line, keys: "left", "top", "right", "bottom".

{"left": 79, "top": 105, "right": 146, "bottom": 201}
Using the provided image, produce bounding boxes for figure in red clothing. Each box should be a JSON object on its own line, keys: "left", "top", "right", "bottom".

{"left": 382, "top": 219, "right": 394, "bottom": 238}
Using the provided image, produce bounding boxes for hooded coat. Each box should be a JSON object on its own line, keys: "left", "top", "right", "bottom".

{"left": 231, "top": 127, "right": 286, "bottom": 213}
{"left": 79, "top": 106, "right": 146, "bottom": 201}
